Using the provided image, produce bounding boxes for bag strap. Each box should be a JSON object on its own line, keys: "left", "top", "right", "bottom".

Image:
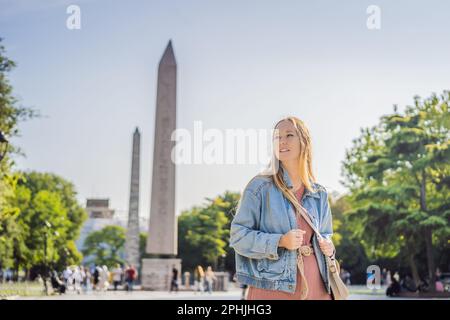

{"left": 295, "top": 204, "right": 323, "bottom": 241}
{"left": 295, "top": 204, "right": 337, "bottom": 262}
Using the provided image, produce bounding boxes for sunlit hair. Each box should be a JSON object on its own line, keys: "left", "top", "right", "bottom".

{"left": 196, "top": 265, "right": 205, "bottom": 277}
{"left": 260, "top": 116, "right": 317, "bottom": 214}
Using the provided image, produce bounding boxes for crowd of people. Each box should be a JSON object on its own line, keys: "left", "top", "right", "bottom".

{"left": 192, "top": 265, "right": 217, "bottom": 294}
{"left": 49, "top": 264, "right": 138, "bottom": 295}
{"left": 168, "top": 265, "right": 219, "bottom": 294}
{"left": 3, "top": 264, "right": 447, "bottom": 297}
{"left": 2, "top": 264, "right": 221, "bottom": 295}
{"left": 385, "top": 268, "right": 448, "bottom": 296}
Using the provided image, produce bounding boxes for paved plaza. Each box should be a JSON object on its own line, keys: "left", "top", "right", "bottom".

{"left": 11, "top": 284, "right": 447, "bottom": 300}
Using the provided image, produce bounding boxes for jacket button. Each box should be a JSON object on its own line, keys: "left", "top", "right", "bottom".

{"left": 289, "top": 285, "right": 293, "bottom": 289}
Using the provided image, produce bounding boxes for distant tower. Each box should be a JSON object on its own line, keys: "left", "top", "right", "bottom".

{"left": 125, "top": 127, "right": 141, "bottom": 269}
{"left": 141, "top": 41, "right": 180, "bottom": 290}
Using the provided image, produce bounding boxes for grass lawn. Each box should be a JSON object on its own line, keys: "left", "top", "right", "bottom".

{"left": 0, "top": 281, "right": 46, "bottom": 298}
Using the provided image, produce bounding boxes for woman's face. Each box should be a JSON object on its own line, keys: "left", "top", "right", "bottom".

{"left": 274, "top": 120, "right": 301, "bottom": 163}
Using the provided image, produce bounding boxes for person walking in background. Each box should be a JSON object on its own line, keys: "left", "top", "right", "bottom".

{"left": 63, "top": 266, "right": 72, "bottom": 291}
{"left": 50, "top": 269, "right": 66, "bottom": 294}
{"left": 194, "top": 265, "right": 205, "bottom": 294}
{"left": 340, "top": 267, "right": 346, "bottom": 283}
{"left": 125, "top": 264, "right": 137, "bottom": 291}
{"left": 170, "top": 265, "right": 179, "bottom": 293}
{"left": 386, "top": 270, "right": 392, "bottom": 288}
{"left": 112, "top": 264, "right": 123, "bottom": 291}
{"left": 381, "top": 268, "right": 387, "bottom": 286}
{"left": 435, "top": 268, "right": 444, "bottom": 292}
{"left": 79, "top": 266, "right": 86, "bottom": 293}
{"left": 72, "top": 266, "right": 82, "bottom": 294}
{"left": 100, "top": 265, "right": 110, "bottom": 291}
{"left": 123, "top": 265, "right": 130, "bottom": 291}
{"left": 340, "top": 268, "right": 351, "bottom": 286}
{"left": 205, "top": 266, "right": 217, "bottom": 294}
{"left": 346, "top": 270, "right": 351, "bottom": 285}
{"left": 82, "top": 266, "right": 91, "bottom": 293}
{"left": 93, "top": 265, "right": 101, "bottom": 291}
{"left": 95, "top": 265, "right": 108, "bottom": 291}
{"left": 386, "top": 271, "right": 401, "bottom": 297}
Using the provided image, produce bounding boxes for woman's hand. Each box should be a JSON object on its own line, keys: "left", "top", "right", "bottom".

{"left": 279, "top": 229, "right": 306, "bottom": 250}
{"left": 318, "top": 238, "right": 335, "bottom": 257}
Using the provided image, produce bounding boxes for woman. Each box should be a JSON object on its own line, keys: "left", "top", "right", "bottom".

{"left": 112, "top": 264, "right": 123, "bottom": 291}
{"left": 194, "top": 265, "right": 205, "bottom": 293}
{"left": 100, "top": 265, "right": 110, "bottom": 291}
{"left": 205, "top": 266, "right": 217, "bottom": 294}
{"left": 230, "top": 117, "right": 336, "bottom": 300}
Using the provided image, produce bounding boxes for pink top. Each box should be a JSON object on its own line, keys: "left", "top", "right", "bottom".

{"left": 246, "top": 185, "right": 332, "bottom": 300}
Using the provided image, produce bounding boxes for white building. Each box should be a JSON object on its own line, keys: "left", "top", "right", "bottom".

{"left": 76, "top": 198, "right": 148, "bottom": 264}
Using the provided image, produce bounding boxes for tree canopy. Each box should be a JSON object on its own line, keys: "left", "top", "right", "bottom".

{"left": 342, "top": 91, "right": 449, "bottom": 289}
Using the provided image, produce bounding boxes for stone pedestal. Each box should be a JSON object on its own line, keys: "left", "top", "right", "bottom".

{"left": 183, "top": 271, "right": 191, "bottom": 289}
{"left": 213, "top": 272, "right": 230, "bottom": 291}
{"left": 141, "top": 258, "right": 181, "bottom": 291}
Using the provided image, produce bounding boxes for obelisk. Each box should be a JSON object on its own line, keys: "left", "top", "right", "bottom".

{"left": 125, "top": 127, "right": 141, "bottom": 270}
{"left": 141, "top": 41, "right": 181, "bottom": 290}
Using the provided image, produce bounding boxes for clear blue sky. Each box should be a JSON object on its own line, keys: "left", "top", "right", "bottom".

{"left": 1, "top": 0, "right": 449, "bottom": 220}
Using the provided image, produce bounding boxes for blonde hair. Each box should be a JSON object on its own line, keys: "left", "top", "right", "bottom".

{"left": 197, "top": 265, "right": 205, "bottom": 277}
{"left": 265, "top": 116, "right": 317, "bottom": 215}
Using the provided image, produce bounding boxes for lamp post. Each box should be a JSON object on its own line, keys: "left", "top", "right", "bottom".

{"left": 0, "top": 131, "right": 8, "bottom": 163}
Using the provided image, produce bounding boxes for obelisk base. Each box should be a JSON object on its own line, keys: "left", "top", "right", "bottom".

{"left": 141, "top": 258, "right": 182, "bottom": 291}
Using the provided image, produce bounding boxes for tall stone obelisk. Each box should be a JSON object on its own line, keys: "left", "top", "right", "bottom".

{"left": 141, "top": 41, "right": 181, "bottom": 290}
{"left": 125, "top": 127, "right": 141, "bottom": 270}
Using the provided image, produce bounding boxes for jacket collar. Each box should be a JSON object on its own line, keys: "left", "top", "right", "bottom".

{"left": 280, "top": 164, "right": 320, "bottom": 199}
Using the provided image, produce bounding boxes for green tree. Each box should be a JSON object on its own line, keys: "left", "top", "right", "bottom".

{"left": 178, "top": 191, "right": 237, "bottom": 271}
{"left": 10, "top": 172, "right": 87, "bottom": 275}
{"left": 18, "top": 171, "right": 87, "bottom": 242}
{"left": 342, "top": 91, "right": 450, "bottom": 290}
{"left": 0, "top": 174, "right": 21, "bottom": 270}
{"left": 82, "top": 225, "right": 126, "bottom": 268}
{"left": 0, "top": 38, "right": 37, "bottom": 271}
{"left": 206, "top": 191, "right": 240, "bottom": 272}
{"left": 329, "top": 193, "right": 371, "bottom": 284}
{"left": 0, "top": 38, "right": 37, "bottom": 171}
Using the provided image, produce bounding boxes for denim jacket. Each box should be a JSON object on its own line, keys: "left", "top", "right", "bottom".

{"left": 230, "top": 167, "right": 333, "bottom": 294}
